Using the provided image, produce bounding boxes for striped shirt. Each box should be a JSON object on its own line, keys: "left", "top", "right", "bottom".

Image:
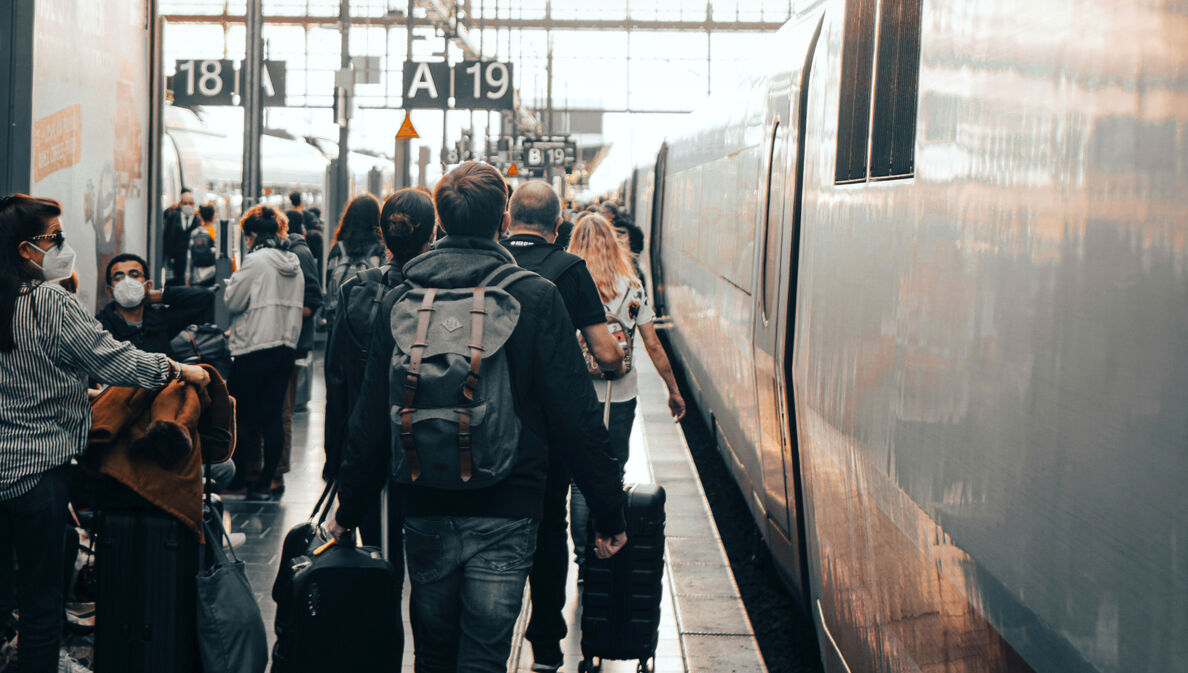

{"left": 0, "top": 282, "right": 172, "bottom": 500}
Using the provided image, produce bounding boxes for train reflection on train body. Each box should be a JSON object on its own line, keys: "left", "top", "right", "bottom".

{"left": 599, "top": 1, "right": 1187, "bottom": 672}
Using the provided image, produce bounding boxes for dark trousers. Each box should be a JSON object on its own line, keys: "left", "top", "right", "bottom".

{"left": 570, "top": 399, "right": 635, "bottom": 566}
{"left": 0, "top": 466, "right": 69, "bottom": 673}
{"left": 525, "top": 456, "right": 572, "bottom": 649}
{"left": 230, "top": 346, "right": 296, "bottom": 492}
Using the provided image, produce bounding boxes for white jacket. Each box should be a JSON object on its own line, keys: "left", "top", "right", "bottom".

{"left": 225, "top": 245, "right": 304, "bottom": 356}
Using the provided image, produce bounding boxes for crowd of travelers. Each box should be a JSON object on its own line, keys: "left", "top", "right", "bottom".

{"left": 0, "top": 162, "right": 685, "bottom": 673}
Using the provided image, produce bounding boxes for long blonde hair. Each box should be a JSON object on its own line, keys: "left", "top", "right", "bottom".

{"left": 568, "top": 213, "right": 636, "bottom": 303}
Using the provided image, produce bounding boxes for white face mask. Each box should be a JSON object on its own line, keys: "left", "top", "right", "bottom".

{"left": 25, "top": 241, "right": 76, "bottom": 282}
{"left": 112, "top": 277, "right": 146, "bottom": 309}
{"left": 181, "top": 204, "right": 195, "bottom": 218}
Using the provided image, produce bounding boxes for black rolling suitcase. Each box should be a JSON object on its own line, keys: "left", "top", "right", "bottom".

{"left": 271, "top": 482, "right": 401, "bottom": 672}
{"left": 94, "top": 509, "right": 201, "bottom": 673}
{"left": 579, "top": 483, "right": 667, "bottom": 673}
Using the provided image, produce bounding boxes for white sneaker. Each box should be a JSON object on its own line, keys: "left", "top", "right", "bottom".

{"left": 224, "top": 532, "right": 247, "bottom": 550}
{"left": 58, "top": 649, "right": 91, "bottom": 673}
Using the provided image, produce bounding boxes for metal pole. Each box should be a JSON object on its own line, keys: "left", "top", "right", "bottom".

{"left": 441, "top": 38, "right": 449, "bottom": 171}
{"left": 241, "top": 0, "right": 264, "bottom": 214}
{"left": 402, "top": 0, "right": 414, "bottom": 187}
{"left": 334, "top": 0, "right": 351, "bottom": 220}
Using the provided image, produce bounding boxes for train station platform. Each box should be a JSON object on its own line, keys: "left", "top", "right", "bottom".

{"left": 226, "top": 353, "right": 766, "bottom": 672}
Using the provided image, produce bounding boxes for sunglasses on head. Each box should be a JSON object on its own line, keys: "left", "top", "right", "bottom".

{"left": 27, "top": 231, "right": 65, "bottom": 248}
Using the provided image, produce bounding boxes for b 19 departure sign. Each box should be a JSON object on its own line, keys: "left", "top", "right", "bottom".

{"left": 403, "top": 60, "right": 514, "bottom": 111}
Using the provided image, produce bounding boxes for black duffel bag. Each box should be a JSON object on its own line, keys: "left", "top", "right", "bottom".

{"left": 170, "top": 323, "right": 231, "bottom": 380}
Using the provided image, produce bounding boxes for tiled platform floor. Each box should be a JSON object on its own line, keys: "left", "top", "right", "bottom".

{"left": 228, "top": 352, "right": 765, "bottom": 672}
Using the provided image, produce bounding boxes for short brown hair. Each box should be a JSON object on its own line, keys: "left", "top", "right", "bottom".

{"left": 433, "top": 162, "right": 508, "bottom": 238}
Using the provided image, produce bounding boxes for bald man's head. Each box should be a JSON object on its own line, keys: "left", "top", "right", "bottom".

{"left": 509, "top": 180, "right": 561, "bottom": 236}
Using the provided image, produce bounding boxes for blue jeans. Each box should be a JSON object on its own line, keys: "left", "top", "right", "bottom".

{"left": 0, "top": 466, "right": 69, "bottom": 673}
{"left": 404, "top": 516, "right": 539, "bottom": 673}
{"left": 570, "top": 398, "right": 635, "bottom": 564}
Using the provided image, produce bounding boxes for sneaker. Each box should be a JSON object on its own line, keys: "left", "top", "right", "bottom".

{"left": 64, "top": 602, "right": 95, "bottom": 632}
{"left": 58, "top": 649, "right": 91, "bottom": 673}
{"left": 221, "top": 487, "right": 248, "bottom": 500}
{"left": 270, "top": 477, "right": 286, "bottom": 498}
{"left": 530, "top": 642, "right": 563, "bottom": 672}
{"left": 224, "top": 532, "right": 247, "bottom": 550}
{"left": 244, "top": 490, "right": 272, "bottom": 502}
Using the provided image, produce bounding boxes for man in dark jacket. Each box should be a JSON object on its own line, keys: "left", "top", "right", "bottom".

{"left": 273, "top": 210, "right": 323, "bottom": 493}
{"left": 502, "top": 181, "right": 626, "bottom": 670}
{"left": 97, "top": 253, "right": 214, "bottom": 354}
{"left": 330, "top": 162, "right": 627, "bottom": 673}
{"left": 162, "top": 189, "right": 200, "bottom": 286}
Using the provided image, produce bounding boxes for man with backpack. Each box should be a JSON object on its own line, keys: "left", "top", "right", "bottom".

{"left": 502, "top": 180, "right": 628, "bottom": 671}
{"left": 187, "top": 204, "right": 219, "bottom": 286}
{"left": 330, "top": 162, "right": 628, "bottom": 673}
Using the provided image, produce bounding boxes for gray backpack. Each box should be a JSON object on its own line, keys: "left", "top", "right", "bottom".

{"left": 388, "top": 263, "right": 535, "bottom": 489}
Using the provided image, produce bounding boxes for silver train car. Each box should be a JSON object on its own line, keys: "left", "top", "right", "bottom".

{"left": 606, "top": 1, "right": 1187, "bottom": 672}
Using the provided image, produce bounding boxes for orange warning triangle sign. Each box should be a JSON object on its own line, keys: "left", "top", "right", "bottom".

{"left": 506, "top": 163, "right": 520, "bottom": 176}
{"left": 396, "top": 112, "right": 419, "bottom": 140}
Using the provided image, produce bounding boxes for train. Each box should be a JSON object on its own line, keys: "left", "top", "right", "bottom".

{"left": 597, "top": 1, "right": 1187, "bottom": 672}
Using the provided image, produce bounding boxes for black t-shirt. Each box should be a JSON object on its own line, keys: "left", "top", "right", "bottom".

{"left": 502, "top": 233, "right": 605, "bottom": 329}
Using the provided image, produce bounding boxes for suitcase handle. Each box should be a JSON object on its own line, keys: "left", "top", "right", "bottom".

{"left": 310, "top": 481, "right": 339, "bottom": 524}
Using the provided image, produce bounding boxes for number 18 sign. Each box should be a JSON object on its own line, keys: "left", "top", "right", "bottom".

{"left": 403, "top": 60, "right": 514, "bottom": 111}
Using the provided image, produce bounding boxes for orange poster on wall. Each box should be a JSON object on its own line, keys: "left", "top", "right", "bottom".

{"left": 32, "top": 104, "right": 82, "bottom": 182}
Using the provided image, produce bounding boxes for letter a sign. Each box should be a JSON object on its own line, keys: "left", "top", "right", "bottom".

{"left": 403, "top": 61, "right": 450, "bottom": 109}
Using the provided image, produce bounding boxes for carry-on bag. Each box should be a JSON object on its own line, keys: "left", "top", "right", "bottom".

{"left": 578, "top": 483, "right": 667, "bottom": 673}
{"left": 94, "top": 509, "right": 201, "bottom": 673}
{"left": 271, "top": 482, "right": 401, "bottom": 672}
{"left": 197, "top": 505, "right": 268, "bottom": 673}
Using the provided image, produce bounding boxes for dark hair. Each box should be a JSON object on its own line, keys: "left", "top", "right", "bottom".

{"left": 601, "top": 201, "right": 622, "bottom": 219}
{"left": 0, "top": 194, "right": 62, "bottom": 351}
{"left": 308, "top": 206, "right": 321, "bottom": 219}
{"left": 240, "top": 204, "right": 285, "bottom": 241}
{"left": 509, "top": 180, "right": 560, "bottom": 234}
{"left": 332, "top": 194, "right": 382, "bottom": 256}
{"left": 285, "top": 209, "right": 305, "bottom": 235}
{"left": 289, "top": 191, "right": 302, "bottom": 208}
{"left": 380, "top": 188, "right": 436, "bottom": 266}
{"left": 180, "top": 187, "right": 192, "bottom": 195}
{"left": 106, "top": 253, "right": 150, "bottom": 285}
{"left": 433, "top": 162, "right": 508, "bottom": 238}
{"left": 198, "top": 204, "right": 215, "bottom": 223}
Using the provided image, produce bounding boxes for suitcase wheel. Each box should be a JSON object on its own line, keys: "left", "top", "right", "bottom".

{"left": 578, "top": 658, "right": 601, "bottom": 672}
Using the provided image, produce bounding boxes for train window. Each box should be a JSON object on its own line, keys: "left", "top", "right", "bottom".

{"left": 835, "top": 0, "right": 876, "bottom": 183}
{"left": 870, "top": 0, "right": 922, "bottom": 178}
{"left": 835, "top": 0, "right": 922, "bottom": 183}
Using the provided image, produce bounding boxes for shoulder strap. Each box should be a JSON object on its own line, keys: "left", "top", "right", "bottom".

{"left": 400, "top": 289, "right": 437, "bottom": 483}
{"left": 535, "top": 249, "right": 582, "bottom": 283}
{"left": 478, "top": 263, "right": 537, "bottom": 291}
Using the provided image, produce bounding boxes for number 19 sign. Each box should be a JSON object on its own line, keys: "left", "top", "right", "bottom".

{"left": 403, "top": 60, "right": 514, "bottom": 111}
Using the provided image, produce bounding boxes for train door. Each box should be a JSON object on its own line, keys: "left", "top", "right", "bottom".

{"left": 752, "top": 14, "right": 825, "bottom": 607}
{"left": 649, "top": 144, "right": 668, "bottom": 313}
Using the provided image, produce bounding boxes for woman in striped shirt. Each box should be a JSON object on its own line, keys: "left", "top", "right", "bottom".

{"left": 0, "top": 194, "right": 208, "bottom": 673}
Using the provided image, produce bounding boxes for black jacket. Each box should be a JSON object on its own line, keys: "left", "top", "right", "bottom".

{"left": 323, "top": 265, "right": 403, "bottom": 479}
{"left": 335, "top": 236, "right": 626, "bottom": 536}
{"left": 287, "top": 234, "right": 324, "bottom": 355}
{"left": 96, "top": 286, "right": 215, "bottom": 354}
{"left": 163, "top": 209, "right": 202, "bottom": 261}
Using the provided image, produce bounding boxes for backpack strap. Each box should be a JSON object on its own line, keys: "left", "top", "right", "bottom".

{"left": 457, "top": 286, "right": 488, "bottom": 483}
{"left": 535, "top": 249, "right": 583, "bottom": 284}
{"left": 401, "top": 288, "right": 437, "bottom": 482}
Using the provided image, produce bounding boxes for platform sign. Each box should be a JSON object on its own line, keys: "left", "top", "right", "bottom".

{"left": 172, "top": 60, "right": 235, "bottom": 106}
{"left": 403, "top": 62, "right": 451, "bottom": 109}
{"left": 403, "top": 61, "right": 514, "bottom": 111}
{"left": 453, "top": 61, "right": 515, "bottom": 110}
{"left": 522, "top": 137, "right": 577, "bottom": 171}
{"left": 171, "top": 59, "right": 286, "bottom": 107}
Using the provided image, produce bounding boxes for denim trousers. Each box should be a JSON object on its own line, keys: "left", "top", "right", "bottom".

{"left": 404, "top": 516, "right": 539, "bottom": 673}
{"left": 570, "top": 398, "right": 635, "bottom": 566}
{"left": 0, "top": 466, "right": 69, "bottom": 673}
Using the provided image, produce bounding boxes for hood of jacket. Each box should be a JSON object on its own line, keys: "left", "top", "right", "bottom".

{"left": 402, "top": 236, "right": 517, "bottom": 289}
{"left": 250, "top": 245, "right": 302, "bottom": 277}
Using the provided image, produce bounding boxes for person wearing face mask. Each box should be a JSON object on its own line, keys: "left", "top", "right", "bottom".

{"left": 96, "top": 253, "right": 215, "bottom": 354}
{"left": 163, "top": 188, "right": 200, "bottom": 286}
{"left": 0, "top": 194, "right": 210, "bottom": 673}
